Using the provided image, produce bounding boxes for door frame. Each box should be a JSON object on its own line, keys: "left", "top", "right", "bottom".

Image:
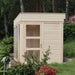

{"left": 25, "top": 22, "right": 43, "bottom": 60}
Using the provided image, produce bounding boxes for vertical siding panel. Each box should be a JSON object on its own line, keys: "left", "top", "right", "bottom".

{"left": 43, "top": 23, "right": 63, "bottom": 63}
{"left": 19, "top": 23, "right": 25, "bottom": 63}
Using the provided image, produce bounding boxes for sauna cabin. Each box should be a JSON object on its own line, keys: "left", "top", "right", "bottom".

{"left": 14, "top": 13, "right": 65, "bottom": 63}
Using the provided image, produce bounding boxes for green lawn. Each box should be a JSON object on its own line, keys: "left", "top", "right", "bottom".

{"left": 64, "top": 40, "right": 75, "bottom": 58}
{"left": 49, "top": 59, "right": 75, "bottom": 75}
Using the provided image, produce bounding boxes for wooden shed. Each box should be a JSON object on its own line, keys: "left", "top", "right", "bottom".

{"left": 14, "top": 13, "right": 65, "bottom": 63}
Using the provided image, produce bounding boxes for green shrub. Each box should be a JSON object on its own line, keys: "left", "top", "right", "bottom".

{"left": 24, "top": 49, "right": 50, "bottom": 69}
{"left": 64, "top": 23, "right": 75, "bottom": 42}
{"left": 64, "top": 40, "right": 75, "bottom": 58}
{"left": 8, "top": 63, "right": 28, "bottom": 75}
{"left": 64, "top": 23, "right": 75, "bottom": 58}
{"left": 7, "top": 49, "right": 51, "bottom": 75}
{"left": 7, "top": 59, "right": 37, "bottom": 75}
{"left": 41, "top": 49, "right": 50, "bottom": 65}
{"left": 24, "top": 53, "right": 41, "bottom": 71}
{"left": 0, "top": 37, "right": 13, "bottom": 68}
{"left": 0, "top": 71, "right": 8, "bottom": 75}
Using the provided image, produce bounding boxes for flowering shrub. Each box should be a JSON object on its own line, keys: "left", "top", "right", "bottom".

{"left": 36, "top": 65, "right": 57, "bottom": 75}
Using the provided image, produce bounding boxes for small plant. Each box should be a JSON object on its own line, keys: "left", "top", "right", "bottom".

{"left": 23, "top": 53, "right": 41, "bottom": 75}
{"left": 23, "top": 49, "right": 51, "bottom": 75}
{"left": 41, "top": 48, "right": 50, "bottom": 65}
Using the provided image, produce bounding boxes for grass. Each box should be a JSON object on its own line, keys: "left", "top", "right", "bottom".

{"left": 49, "top": 59, "right": 75, "bottom": 75}
{"left": 64, "top": 40, "right": 75, "bottom": 58}
{"left": 48, "top": 40, "right": 75, "bottom": 75}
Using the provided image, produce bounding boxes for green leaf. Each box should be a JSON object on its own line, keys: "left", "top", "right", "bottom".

{"left": 2, "top": 0, "right": 8, "bottom": 5}
{"left": 1, "top": 7, "right": 4, "bottom": 15}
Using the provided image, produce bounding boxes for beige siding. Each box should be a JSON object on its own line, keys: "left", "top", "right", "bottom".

{"left": 42, "top": 23, "right": 63, "bottom": 63}
{"left": 19, "top": 23, "right": 26, "bottom": 63}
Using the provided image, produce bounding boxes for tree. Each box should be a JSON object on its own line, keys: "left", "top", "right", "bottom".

{"left": 69, "top": 0, "right": 75, "bottom": 16}
{"left": 0, "top": 0, "right": 13, "bottom": 39}
{"left": 0, "top": 0, "right": 74, "bottom": 40}
{"left": 52, "top": 0, "right": 57, "bottom": 12}
{"left": 42, "top": 0, "right": 45, "bottom": 12}
{"left": 66, "top": 0, "right": 69, "bottom": 21}
{"left": 4, "top": 12, "right": 8, "bottom": 39}
{"left": 0, "top": 0, "right": 8, "bottom": 39}
{"left": 20, "top": 0, "right": 24, "bottom": 12}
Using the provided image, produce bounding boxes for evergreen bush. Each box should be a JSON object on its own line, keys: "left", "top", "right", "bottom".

{"left": 0, "top": 37, "right": 13, "bottom": 68}
{"left": 64, "top": 23, "right": 75, "bottom": 42}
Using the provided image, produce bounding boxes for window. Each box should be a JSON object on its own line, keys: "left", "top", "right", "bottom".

{"left": 26, "top": 39, "right": 40, "bottom": 48}
{"left": 26, "top": 25, "right": 40, "bottom": 36}
{"left": 25, "top": 50, "right": 40, "bottom": 60}
{"left": 26, "top": 25, "right": 40, "bottom": 60}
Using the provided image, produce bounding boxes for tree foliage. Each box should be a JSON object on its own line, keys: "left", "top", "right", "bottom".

{"left": 0, "top": 37, "right": 13, "bottom": 68}
{"left": 0, "top": 0, "right": 75, "bottom": 39}
{"left": 64, "top": 23, "right": 75, "bottom": 42}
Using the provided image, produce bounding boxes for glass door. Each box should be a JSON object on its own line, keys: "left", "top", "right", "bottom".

{"left": 26, "top": 25, "right": 41, "bottom": 60}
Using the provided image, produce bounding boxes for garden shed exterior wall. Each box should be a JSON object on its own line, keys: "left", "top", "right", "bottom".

{"left": 14, "top": 13, "right": 65, "bottom": 63}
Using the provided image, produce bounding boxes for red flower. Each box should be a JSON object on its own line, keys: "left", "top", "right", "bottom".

{"left": 36, "top": 65, "right": 57, "bottom": 75}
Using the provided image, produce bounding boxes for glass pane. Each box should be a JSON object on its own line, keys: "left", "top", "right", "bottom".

{"left": 14, "top": 26, "right": 18, "bottom": 59}
{"left": 26, "top": 25, "right": 40, "bottom": 36}
{"left": 26, "top": 39, "right": 40, "bottom": 48}
{"left": 25, "top": 50, "right": 40, "bottom": 60}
